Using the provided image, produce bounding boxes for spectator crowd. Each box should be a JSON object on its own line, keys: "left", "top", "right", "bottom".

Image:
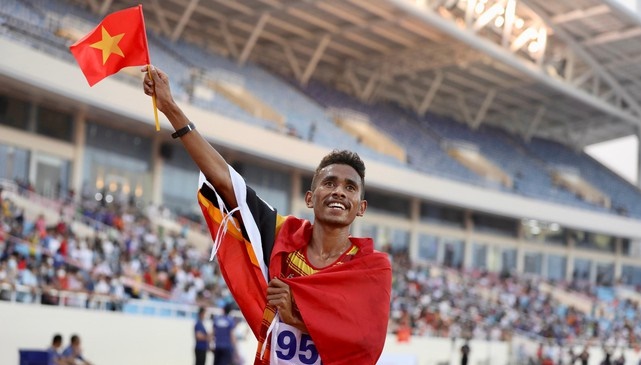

{"left": 3, "top": 181, "right": 641, "bottom": 365}
{"left": 0, "top": 182, "right": 233, "bottom": 312}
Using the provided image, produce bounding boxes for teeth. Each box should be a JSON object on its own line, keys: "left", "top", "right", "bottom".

{"left": 328, "top": 203, "right": 345, "bottom": 209}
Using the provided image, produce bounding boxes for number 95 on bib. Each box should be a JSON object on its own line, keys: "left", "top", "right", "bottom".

{"left": 273, "top": 323, "right": 322, "bottom": 365}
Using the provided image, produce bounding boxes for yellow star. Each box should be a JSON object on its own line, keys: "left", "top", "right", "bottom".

{"left": 90, "top": 26, "right": 125, "bottom": 64}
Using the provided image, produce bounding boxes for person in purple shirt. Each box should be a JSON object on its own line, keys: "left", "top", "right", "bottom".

{"left": 212, "top": 303, "right": 237, "bottom": 365}
{"left": 195, "top": 306, "right": 210, "bottom": 365}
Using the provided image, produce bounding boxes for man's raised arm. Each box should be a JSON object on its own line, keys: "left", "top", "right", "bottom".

{"left": 142, "top": 65, "right": 238, "bottom": 209}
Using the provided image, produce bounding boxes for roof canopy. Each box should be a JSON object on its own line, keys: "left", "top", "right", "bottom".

{"left": 73, "top": 0, "right": 641, "bottom": 148}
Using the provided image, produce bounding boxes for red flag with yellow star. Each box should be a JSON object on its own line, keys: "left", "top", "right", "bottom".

{"left": 69, "top": 5, "right": 149, "bottom": 86}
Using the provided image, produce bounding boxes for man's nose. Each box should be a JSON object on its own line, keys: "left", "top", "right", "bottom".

{"left": 331, "top": 185, "right": 347, "bottom": 197}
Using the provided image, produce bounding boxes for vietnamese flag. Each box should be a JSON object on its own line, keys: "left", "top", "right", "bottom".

{"left": 69, "top": 5, "right": 149, "bottom": 86}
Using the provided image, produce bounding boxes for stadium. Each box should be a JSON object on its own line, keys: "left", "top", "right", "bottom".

{"left": 2, "top": 0, "right": 641, "bottom": 364}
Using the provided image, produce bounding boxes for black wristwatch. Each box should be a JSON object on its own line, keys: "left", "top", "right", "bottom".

{"left": 171, "top": 122, "right": 196, "bottom": 139}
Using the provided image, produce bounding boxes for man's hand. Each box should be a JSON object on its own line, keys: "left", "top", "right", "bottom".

{"left": 267, "top": 278, "right": 308, "bottom": 333}
{"left": 141, "top": 65, "right": 175, "bottom": 114}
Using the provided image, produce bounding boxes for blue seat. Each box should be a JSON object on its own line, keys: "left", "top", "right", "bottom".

{"left": 19, "top": 350, "right": 51, "bottom": 365}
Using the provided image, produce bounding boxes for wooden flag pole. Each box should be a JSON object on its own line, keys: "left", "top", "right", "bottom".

{"left": 147, "top": 64, "right": 160, "bottom": 131}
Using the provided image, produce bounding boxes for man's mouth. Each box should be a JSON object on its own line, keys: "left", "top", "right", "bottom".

{"left": 328, "top": 202, "right": 346, "bottom": 210}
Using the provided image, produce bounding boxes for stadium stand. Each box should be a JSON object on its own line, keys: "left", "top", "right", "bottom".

{"left": 3, "top": 0, "right": 641, "bottom": 219}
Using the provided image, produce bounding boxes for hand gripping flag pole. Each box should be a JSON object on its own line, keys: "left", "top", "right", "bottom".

{"left": 69, "top": 4, "right": 159, "bottom": 131}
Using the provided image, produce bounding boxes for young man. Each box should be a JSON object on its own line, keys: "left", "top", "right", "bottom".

{"left": 212, "top": 303, "right": 237, "bottom": 365}
{"left": 46, "top": 334, "right": 64, "bottom": 365}
{"left": 61, "top": 334, "right": 92, "bottom": 365}
{"left": 142, "top": 65, "right": 392, "bottom": 365}
{"left": 194, "top": 307, "right": 210, "bottom": 365}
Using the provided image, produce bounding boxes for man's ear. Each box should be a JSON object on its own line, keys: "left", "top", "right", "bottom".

{"left": 356, "top": 200, "right": 367, "bottom": 216}
{"left": 304, "top": 191, "right": 313, "bottom": 208}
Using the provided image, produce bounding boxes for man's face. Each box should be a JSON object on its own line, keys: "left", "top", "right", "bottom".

{"left": 306, "top": 164, "right": 367, "bottom": 227}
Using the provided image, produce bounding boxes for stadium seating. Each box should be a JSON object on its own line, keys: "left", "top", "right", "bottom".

{"left": 527, "top": 138, "right": 641, "bottom": 218}
{"left": 4, "top": 0, "right": 641, "bottom": 219}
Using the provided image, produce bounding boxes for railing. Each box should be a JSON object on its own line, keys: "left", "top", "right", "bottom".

{"left": 0, "top": 282, "right": 236, "bottom": 320}
{"left": 0, "top": 282, "right": 123, "bottom": 310}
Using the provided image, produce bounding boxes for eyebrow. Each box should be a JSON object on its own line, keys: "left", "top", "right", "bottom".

{"left": 321, "top": 175, "right": 360, "bottom": 189}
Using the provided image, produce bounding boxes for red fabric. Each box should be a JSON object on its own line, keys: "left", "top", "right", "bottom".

{"left": 69, "top": 5, "right": 149, "bottom": 86}
{"left": 198, "top": 194, "right": 267, "bottom": 338}
{"left": 270, "top": 218, "right": 392, "bottom": 365}
{"left": 199, "top": 191, "right": 391, "bottom": 364}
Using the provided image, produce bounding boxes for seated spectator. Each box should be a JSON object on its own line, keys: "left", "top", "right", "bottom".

{"left": 47, "top": 333, "right": 64, "bottom": 365}
{"left": 62, "top": 334, "right": 93, "bottom": 365}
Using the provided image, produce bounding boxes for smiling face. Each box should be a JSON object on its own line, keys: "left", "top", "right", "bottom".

{"left": 305, "top": 163, "right": 367, "bottom": 228}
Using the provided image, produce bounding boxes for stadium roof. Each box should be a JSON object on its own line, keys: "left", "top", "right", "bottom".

{"left": 73, "top": 0, "right": 641, "bottom": 149}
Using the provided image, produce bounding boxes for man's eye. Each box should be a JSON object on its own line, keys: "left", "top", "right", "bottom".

{"left": 346, "top": 185, "right": 356, "bottom": 191}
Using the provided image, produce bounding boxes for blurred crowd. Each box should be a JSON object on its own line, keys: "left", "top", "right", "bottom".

{"left": 4, "top": 182, "right": 641, "bottom": 363}
{"left": 0, "top": 183, "right": 233, "bottom": 312}
{"left": 388, "top": 250, "right": 641, "bottom": 363}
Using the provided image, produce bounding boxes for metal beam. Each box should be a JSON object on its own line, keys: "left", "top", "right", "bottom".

{"left": 387, "top": 0, "right": 640, "bottom": 126}
{"left": 226, "top": 18, "right": 358, "bottom": 60}
{"left": 237, "top": 13, "right": 270, "bottom": 66}
{"left": 345, "top": 68, "right": 364, "bottom": 96}
{"left": 418, "top": 71, "right": 443, "bottom": 115}
{"left": 501, "top": 0, "right": 516, "bottom": 48}
{"left": 285, "top": 7, "right": 340, "bottom": 33}
{"left": 551, "top": 5, "right": 610, "bottom": 24}
{"left": 524, "top": 105, "right": 546, "bottom": 141}
{"left": 300, "top": 34, "right": 331, "bottom": 86}
{"left": 212, "top": 0, "right": 254, "bottom": 15}
{"left": 523, "top": 0, "right": 641, "bottom": 120}
{"left": 571, "top": 70, "right": 593, "bottom": 88}
{"left": 472, "top": 89, "right": 496, "bottom": 129}
{"left": 583, "top": 28, "right": 641, "bottom": 47}
{"left": 403, "top": 84, "right": 420, "bottom": 111}
{"left": 315, "top": 1, "right": 368, "bottom": 27}
{"left": 171, "top": 0, "right": 200, "bottom": 42}
{"left": 282, "top": 44, "right": 303, "bottom": 81}
{"left": 457, "top": 96, "right": 474, "bottom": 125}
{"left": 219, "top": 22, "right": 239, "bottom": 58}
{"left": 150, "top": 0, "right": 173, "bottom": 37}
{"left": 361, "top": 69, "right": 380, "bottom": 101}
{"left": 473, "top": 3, "right": 505, "bottom": 32}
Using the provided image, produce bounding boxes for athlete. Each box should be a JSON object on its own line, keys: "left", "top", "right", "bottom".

{"left": 142, "top": 65, "right": 392, "bottom": 365}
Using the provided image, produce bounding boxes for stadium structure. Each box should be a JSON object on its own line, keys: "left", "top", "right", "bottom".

{"left": 2, "top": 0, "right": 641, "bottom": 364}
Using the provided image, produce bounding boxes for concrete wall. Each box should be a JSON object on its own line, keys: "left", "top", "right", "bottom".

{"left": 5, "top": 302, "right": 641, "bottom": 365}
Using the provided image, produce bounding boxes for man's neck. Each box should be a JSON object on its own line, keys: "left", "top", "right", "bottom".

{"left": 307, "top": 224, "right": 351, "bottom": 266}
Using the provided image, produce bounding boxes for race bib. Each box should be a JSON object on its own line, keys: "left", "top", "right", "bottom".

{"left": 272, "top": 323, "right": 322, "bottom": 365}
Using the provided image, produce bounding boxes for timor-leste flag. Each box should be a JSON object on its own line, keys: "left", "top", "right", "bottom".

{"left": 69, "top": 5, "right": 149, "bottom": 86}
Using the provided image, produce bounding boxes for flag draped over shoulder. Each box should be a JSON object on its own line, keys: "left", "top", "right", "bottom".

{"left": 197, "top": 188, "right": 269, "bottom": 338}
{"left": 271, "top": 218, "right": 392, "bottom": 365}
{"left": 69, "top": 5, "right": 149, "bottom": 86}
{"left": 197, "top": 166, "right": 392, "bottom": 364}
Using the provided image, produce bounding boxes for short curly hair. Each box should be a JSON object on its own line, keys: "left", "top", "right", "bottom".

{"left": 311, "top": 150, "right": 366, "bottom": 198}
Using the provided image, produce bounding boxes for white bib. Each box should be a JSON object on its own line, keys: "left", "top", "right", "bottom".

{"left": 271, "top": 322, "right": 322, "bottom": 365}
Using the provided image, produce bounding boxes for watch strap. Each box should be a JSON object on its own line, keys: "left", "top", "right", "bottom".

{"left": 171, "top": 122, "right": 195, "bottom": 139}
